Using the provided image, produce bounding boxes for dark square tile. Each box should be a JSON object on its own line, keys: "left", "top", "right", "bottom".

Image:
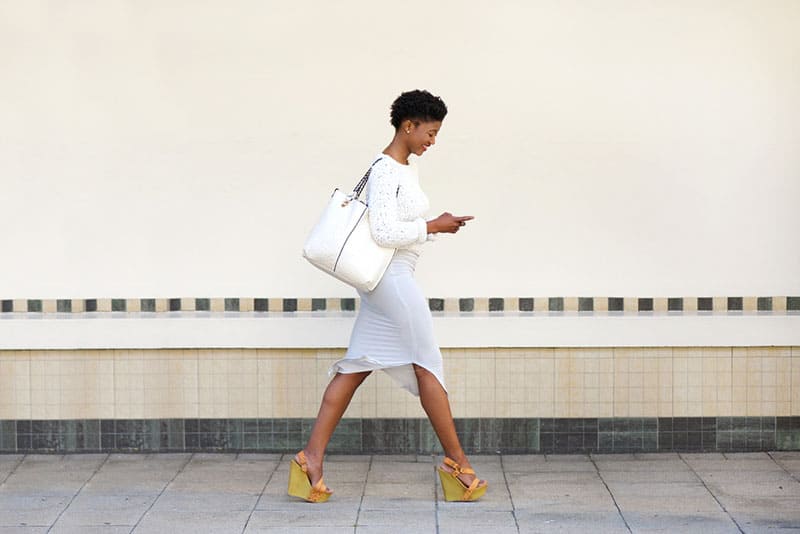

{"left": 567, "top": 419, "right": 584, "bottom": 432}
{"left": 540, "top": 418, "right": 556, "bottom": 433}
{"left": 169, "top": 298, "right": 181, "bottom": 311}
{"left": 578, "top": 297, "right": 593, "bottom": 312}
{"left": 328, "top": 432, "right": 362, "bottom": 452}
{"left": 599, "top": 418, "right": 613, "bottom": 433}
{"left": 777, "top": 431, "right": 800, "bottom": 450}
{"left": 226, "top": 298, "right": 240, "bottom": 312}
{"left": 140, "top": 298, "right": 156, "bottom": 312}
{"left": 340, "top": 298, "right": 355, "bottom": 311}
{"left": 16, "top": 433, "right": 32, "bottom": 451}
{"left": 727, "top": 297, "right": 743, "bottom": 311}
{"left": 16, "top": 420, "right": 31, "bottom": 433}
{"left": 697, "top": 297, "right": 713, "bottom": 311}
{"left": 101, "top": 434, "right": 115, "bottom": 450}
{"left": 658, "top": 432, "right": 673, "bottom": 451}
{"left": 254, "top": 298, "right": 269, "bottom": 312}
{"left": 488, "top": 298, "right": 504, "bottom": 312}
{"left": 195, "top": 298, "right": 210, "bottom": 311}
{"left": 608, "top": 297, "right": 624, "bottom": 312}
{"left": 311, "top": 298, "right": 326, "bottom": 311}
{"left": 85, "top": 299, "right": 97, "bottom": 312}
{"left": 762, "top": 417, "right": 776, "bottom": 431}
{"left": 27, "top": 299, "right": 42, "bottom": 313}
{"left": 1, "top": 300, "right": 12, "bottom": 313}
{"left": 459, "top": 298, "right": 474, "bottom": 312}
{"left": 745, "top": 416, "right": 762, "bottom": 431}
{"left": 548, "top": 297, "right": 564, "bottom": 311}
{"left": 57, "top": 299, "right": 72, "bottom": 312}
{"left": 583, "top": 418, "right": 598, "bottom": 431}
{"left": 672, "top": 432, "right": 688, "bottom": 450}
{"left": 787, "top": 296, "right": 800, "bottom": 311}
{"left": 518, "top": 298, "right": 534, "bottom": 312}
{"left": 701, "top": 417, "right": 716, "bottom": 431}
{"left": 429, "top": 298, "right": 444, "bottom": 311}
{"left": 643, "top": 432, "right": 658, "bottom": 451}
{"left": 668, "top": 298, "right": 683, "bottom": 311}
{"left": 112, "top": 299, "right": 126, "bottom": 312}
{"left": 730, "top": 417, "right": 748, "bottom": 432}
{"left": 687, "top": 432, "right": 702, "bottom": 450}
{"left": 757, "top": 297, "right": 772, "bottom": 311}
{"left": 638, "top": 298, "right": 653, "bottom": 312}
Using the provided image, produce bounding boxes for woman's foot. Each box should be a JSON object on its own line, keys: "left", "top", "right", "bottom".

{"left": 295, "top": 450, "right": 331, "bottom": 494}
{"left": 439, "top": 457, "right": 487, "bottom": 490}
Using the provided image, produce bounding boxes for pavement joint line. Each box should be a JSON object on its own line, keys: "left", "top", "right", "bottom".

{"left": 353, "top": 454, "right": 373, "bottom": 532}
{"left": 129, "top": 452, "right": 194, "bottom": 534}
{"left": 766, "top": 451, "right": 800, "bottom": 485}
{"left": 678, "top": 452, "right": 745, "bottom": 534}
{"left": 0, "top": 453, "right": 26, "bottom": 488}
{"left": 432, "top": 454, "right": 439, "bottom": 534}
{"left": 46, "top": 453, "right": 110, "bottom": 534}
{"left": 241, "top": 452, "right": 283, "bottom": 534}
{"left": 498, "top": 454, "right": 520, "bottom": 534}
{"left": 588, "top": 453, "right": 632, "bottom": 533}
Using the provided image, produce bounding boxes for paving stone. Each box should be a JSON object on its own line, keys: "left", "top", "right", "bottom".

{"left": 515, "top": 511, "right": 628, "bottom": 533}
{"left": 622, "top": 511, "right": 741, "bottom": 533}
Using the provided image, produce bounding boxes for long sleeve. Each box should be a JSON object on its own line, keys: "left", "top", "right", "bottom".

{"left": 366, "top": 159, "right": 428, "bottom": 248}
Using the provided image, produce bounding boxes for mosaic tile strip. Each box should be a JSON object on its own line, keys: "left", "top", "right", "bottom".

{"left": 0, "top": 417, "right": 797, "bottom": 454}
{"left": 1, "top": 297, "right": 798, "bottom": 315}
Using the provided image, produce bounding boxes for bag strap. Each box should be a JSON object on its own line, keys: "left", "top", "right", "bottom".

{"left": 351, "top": 157, "right": 384, "bottom": 199}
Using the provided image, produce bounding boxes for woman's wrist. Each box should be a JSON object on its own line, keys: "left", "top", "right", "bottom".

{"left": 426, "top": 220, "right": 437, "bottom": 234}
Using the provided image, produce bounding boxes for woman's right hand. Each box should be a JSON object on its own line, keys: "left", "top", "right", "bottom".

{"left": 428, "top": 212, "right": 474, "bottom": 234}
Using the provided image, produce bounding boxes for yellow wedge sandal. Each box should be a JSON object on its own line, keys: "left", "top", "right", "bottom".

{"left": 287, "top": 450, "right": 332, "bottom": 503}
{"left": 437, "top": 456, "right": 488, "bottom": 502}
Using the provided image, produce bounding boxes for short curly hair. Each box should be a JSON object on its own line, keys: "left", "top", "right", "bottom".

{"left": 389, "top": 89, "right": 448, "bottom": 129}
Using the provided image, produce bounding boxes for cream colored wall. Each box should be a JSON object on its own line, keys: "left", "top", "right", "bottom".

{"left": 2, "top": 1, "right": 799, "bottom": 299}
{"left": 1, "top": 347, "right": 798, "bottom": 420}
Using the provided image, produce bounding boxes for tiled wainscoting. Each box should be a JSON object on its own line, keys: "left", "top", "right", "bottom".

{"left": 0, "top": 347, "right": 798, "bottom": 453}
{"left": 0, "top": 416, "right": 799, "bottom": 454}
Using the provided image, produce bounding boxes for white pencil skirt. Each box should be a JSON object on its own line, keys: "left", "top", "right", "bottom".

{"left": 328, "top": 248, "right": 447, "bottom": 397}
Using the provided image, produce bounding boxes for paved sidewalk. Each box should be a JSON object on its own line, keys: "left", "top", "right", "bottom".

{"left": 0, "top": 452, "right": 798, "bottom": 533}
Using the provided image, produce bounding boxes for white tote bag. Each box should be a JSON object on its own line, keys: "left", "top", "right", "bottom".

{"left": 302, "top": 158, "right": 396, "bottom": 292}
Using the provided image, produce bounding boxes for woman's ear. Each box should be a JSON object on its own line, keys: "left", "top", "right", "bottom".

{"left": 404, "top": 119, "right": 414, "bottom": 134}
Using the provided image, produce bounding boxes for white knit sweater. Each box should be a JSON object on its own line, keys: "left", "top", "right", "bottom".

{"left": 365, "top": 153, "right": 436, "bottom": 254}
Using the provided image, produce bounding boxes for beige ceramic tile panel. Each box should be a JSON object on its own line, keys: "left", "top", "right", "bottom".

{"left": 564, "top": 297, "right": 579, "bottom": 312}
{"left": 792, "top": 347, "right": 800, "bottom": 415}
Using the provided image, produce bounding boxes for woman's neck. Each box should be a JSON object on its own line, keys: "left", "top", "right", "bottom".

{"left": 383, "top": 136, "right": 411, "bottom": 165}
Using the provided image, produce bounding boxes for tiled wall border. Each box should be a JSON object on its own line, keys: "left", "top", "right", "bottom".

{"left": 2, "top": 296, "right": 799, "bottom": 314}
{"left": 0, "top": 417, "right": 798, "bottom": 454}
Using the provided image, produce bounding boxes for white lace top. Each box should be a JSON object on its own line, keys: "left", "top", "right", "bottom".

{"left": 365, "top": 153, "right": 436, "bottom": 254}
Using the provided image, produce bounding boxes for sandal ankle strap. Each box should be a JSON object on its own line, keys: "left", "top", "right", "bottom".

{"left": 443, "top": 457, "right": 475, "bottom": 477}
{"left": 296, "top": 451, "right": 308, "bottom": 473}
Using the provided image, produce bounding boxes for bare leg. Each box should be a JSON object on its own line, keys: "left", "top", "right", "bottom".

{"left": 299, "top": 370, "right": 371, "bottom": 488}
{"left": 413, "top": 364, "right": 487, "bottom": 488}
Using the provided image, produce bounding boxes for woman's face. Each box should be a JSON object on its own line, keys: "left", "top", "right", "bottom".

{"left": 405, "top": 119, "right": 442, "bottom": 157}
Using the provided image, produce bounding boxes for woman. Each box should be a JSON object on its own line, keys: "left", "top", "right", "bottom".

{"left": 288, "top": 89, "right": 487, "bottom": 503}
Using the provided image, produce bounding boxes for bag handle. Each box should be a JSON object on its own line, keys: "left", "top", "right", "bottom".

{"left": 351, "top": 157, "right": 384, "bottom": 200}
